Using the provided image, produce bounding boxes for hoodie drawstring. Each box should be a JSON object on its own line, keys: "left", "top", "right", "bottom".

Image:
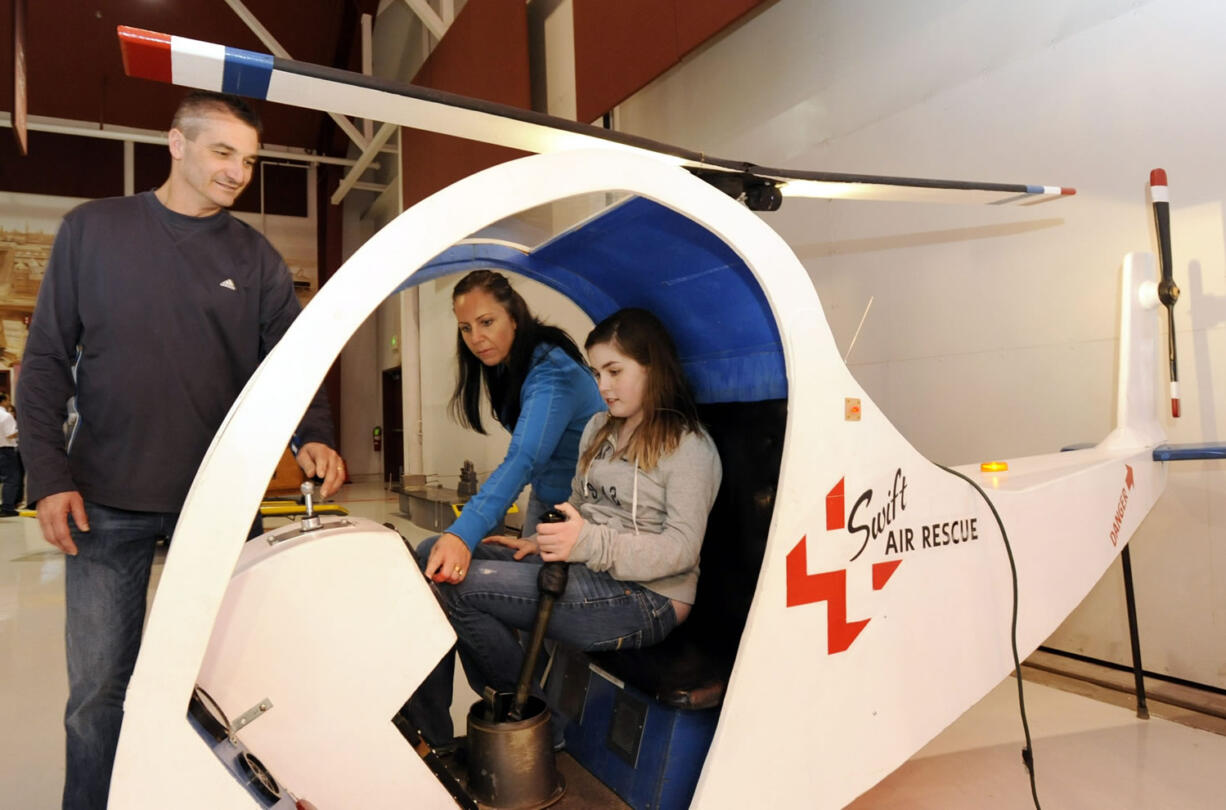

{"left": 587, "top": 430, "right": 640, "bottom": 535}
{"left": 630, "top": 458, "right": 640, "bottom": 536}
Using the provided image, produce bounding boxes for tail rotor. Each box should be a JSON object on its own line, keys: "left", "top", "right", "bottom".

{"left": 1149, "top": 168, "right": 1180, "bottom": 418}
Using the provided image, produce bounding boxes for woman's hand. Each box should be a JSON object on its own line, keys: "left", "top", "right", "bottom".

{"left": 535, "top": 502, "right": 584, "bottom": 562}
{"left": 483, "top": 534, "right": 540, "bottom": 560}
{"left": 424, "top": 532, "right": 473, "bottom": 584}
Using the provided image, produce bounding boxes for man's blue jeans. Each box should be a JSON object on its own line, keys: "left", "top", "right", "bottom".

{"left": 63, "top": 502, "right": 177, "bottom": 810}
{"left": 406, "top": 519, "right": 677, "bottom": 747}
{"left": 60, "top": 502, "right": 261, "bottom": 809}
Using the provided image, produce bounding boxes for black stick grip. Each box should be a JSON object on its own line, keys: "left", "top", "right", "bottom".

{"left": 510, "top": 509, "right": 570, "bottom": 719}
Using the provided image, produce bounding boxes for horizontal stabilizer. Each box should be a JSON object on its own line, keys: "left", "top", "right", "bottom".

{"left": 1153, "top": 442, "right": 1226, "bottom": 461}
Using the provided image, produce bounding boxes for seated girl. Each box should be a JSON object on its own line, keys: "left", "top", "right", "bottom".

{"left": 429, "top": 307, "right": 722, "bottom": 734}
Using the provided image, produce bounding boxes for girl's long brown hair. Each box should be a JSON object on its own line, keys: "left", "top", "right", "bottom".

{"left": 580, "top": 308, "right": 701, "bottom": 472}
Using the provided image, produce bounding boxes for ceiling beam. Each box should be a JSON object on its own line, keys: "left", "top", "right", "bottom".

{"left": 402, "top": 0, "right": 449, "bottom": 39}
{"left": 0, "top": 112, "right": 373, "bottom": 169}
{"left": 223, "top": 0, "right": 371, "bottom": 152}
{"left": 331, "top": 122, "right": 398, "bottom": 205}
{"left": 361, "top": 13, "right": 374, "bottom": 140}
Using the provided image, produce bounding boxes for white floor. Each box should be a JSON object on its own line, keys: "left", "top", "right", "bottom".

{"left": 3, "top": 482, "right": 1223, "bottom": 808}
{"left": 851, "top": 678, "right": 1226, "bottom": 809}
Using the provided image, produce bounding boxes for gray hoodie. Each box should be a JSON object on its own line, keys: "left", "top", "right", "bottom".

{"left": 566, "top": 412, "right": 722, "bottom": 604}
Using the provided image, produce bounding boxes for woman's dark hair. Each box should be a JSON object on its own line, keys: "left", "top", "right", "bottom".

{"left": 449, "top": 269, "right": 586, "bottom": 434}
{"left": 580, "top": 308, "right": 701, "bottom": 472}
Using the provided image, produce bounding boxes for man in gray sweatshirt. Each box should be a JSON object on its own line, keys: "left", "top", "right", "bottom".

{"left": 18, "top": 90, "right": 344, "bottom": 810}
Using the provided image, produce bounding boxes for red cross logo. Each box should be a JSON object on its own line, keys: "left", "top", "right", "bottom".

{"left": 785, "top": 477, "right": 902, "bottom": 654}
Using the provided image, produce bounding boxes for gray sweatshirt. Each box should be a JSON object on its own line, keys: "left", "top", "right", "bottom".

{"left": 566, "top": 412, "right": 722, "bottom": 604}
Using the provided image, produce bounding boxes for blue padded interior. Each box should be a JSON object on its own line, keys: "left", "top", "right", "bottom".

{"left": 402, "top": 196, "right": 787, "bottom": 404}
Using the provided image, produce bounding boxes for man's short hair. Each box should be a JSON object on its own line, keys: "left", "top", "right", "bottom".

{"left": 171, "top": 90, "right": 263, "bottom": 140}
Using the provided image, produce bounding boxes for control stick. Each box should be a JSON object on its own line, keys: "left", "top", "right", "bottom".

{"left": 508, "top": 509, "right": 569, "bottom": 720}
{"left": 300, "top": 480, "right": 323, "bottom": 532}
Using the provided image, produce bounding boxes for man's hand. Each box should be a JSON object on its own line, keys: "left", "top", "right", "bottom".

{"left": 483, "top": 534, "right": 540, "bottom": 560}
{"left": 295, "top": 442, "right": 345, "bottom": 498}
{"left": 424, "top": 532, "right": 473, "bottom": 584}
{"left": 37, "top": 491, "right": 89, "bottom": 556}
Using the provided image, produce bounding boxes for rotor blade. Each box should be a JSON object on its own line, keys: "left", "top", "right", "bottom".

{"left": 116, "top": 26, "right": 1075, "bottom": 207}
{"left": 1150, "top": 168, "right": 1180, "bottom": 418}
{"left": 776, "top": 176, "right": 1074, "bottom": 205}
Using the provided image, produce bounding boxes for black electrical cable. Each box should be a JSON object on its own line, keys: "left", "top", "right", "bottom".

{"left": 938, "top": 464, "right": 1041, "bottom": 809}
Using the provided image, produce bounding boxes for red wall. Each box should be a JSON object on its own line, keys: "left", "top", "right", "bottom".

{"left": 573, "top": 0, "right": 769, "bottom": 124}
{"left": 400, "top": 0, "right": 532, "bottom": 208}
{"left": 0, "top": 131, "right": 123, "bottom": 198}
{"left": 0, "top": 0, "right": 358, "bottom": 150}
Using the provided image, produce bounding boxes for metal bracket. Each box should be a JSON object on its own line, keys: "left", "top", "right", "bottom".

{"left": 297, "top": 517, "right": 354, "bottom": 537}
{"left": 263, "top": 518, "right": 356, "bottom": 546}
{"left": 229, "top": 698, "right": 274, "bottom": 741}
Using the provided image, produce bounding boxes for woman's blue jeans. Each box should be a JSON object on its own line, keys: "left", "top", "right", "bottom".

{"left": 406, "top": 507, "right": 676, "bottom": 747}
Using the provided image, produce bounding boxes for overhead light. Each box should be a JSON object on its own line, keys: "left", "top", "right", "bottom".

{"left": 778, "top": 179, "right": 861, "bottom": 199}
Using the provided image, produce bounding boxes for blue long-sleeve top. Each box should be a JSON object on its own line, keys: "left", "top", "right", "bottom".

{"left": 446, "top": 343, "right": 604, "bottom": 548}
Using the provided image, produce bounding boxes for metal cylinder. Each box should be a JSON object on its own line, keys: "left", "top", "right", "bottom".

{"left": 466, "top": 695, "right": 565, "bottom": 809}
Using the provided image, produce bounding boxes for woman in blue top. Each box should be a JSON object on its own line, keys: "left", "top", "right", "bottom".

{"left": 420, "top": 269, "right": 605, "bottom": 586}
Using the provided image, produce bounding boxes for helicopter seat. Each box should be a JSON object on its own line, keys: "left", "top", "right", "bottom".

{"left": 546, "top": 399, "right": 785, "bottom": 810}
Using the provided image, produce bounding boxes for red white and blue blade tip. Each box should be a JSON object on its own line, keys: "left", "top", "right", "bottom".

{"left": 118, "top": 26, "right": 171, "bottom": 83}
{"left": 118, "top": 26, "right": 273, "bottom": 98}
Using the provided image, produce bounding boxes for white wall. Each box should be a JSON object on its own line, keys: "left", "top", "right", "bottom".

{"left": 348, "top": 0, "right": 440, "bottom": 485}
{"left": 338, "top": 196, "right": 382, "bottom": 480}
{"left": 613, "top": 0, "right": 1226, "bottom": 687}
{"left": 0, "top": 191, "right": 86, "bottom": 233}
{"left": 337, "top": 0, "right": 438, "bottom": 482}
{"left": 0, "top": 190, "right": 317, "bottom": 282}
{"left": 231, "top": 210, "right": 318, "bottom": 292}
